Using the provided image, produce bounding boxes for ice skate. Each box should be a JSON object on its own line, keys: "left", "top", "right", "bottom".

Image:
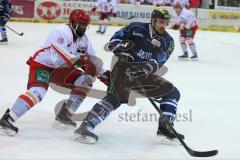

{"left": 0, "top": 37, "right": 8, "bottom": 45}
{"left": 73, "top": 121, "right": 98, "bottom": 144}
{"left": 53, "top": 102, "right": 77, "bottom": 130}
{"left": 157, "top": 119, "right": 184, "bottom": 145}
{"left": 190, "top": 55, "right": 198, "bottom": 61}
{"left": 100, "top": 30, "right": 106, "bottom": 34}
{"left": 0, "top": 109, "right": 18, "bottom": 136}
{"left": 178, "top": 52, "right": 189, "bottom": 61}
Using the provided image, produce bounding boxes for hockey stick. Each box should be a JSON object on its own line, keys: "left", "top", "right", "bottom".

{"left": 5, "top": 25, "right": 24, "bottom": 36}
{"left": 133, "top": 76, "right": 218, "bottom": 157}
{"left": 117, "top": 15, "right": 135, "bottom": 20}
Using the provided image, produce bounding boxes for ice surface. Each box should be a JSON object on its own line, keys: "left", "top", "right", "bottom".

{"left": 0, "top": 22, "right": 240, "bottom": 159}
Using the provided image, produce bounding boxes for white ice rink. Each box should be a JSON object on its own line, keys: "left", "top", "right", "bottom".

{"left": 0, "top": 22, "right": 240, "bottom": 159}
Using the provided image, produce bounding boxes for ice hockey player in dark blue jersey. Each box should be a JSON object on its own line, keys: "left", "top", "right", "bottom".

{"left": 0, "top": 0, "right": 11, "bottom": 44}
{"left": 74, "top": 7, "right": 184, "bottom": 144}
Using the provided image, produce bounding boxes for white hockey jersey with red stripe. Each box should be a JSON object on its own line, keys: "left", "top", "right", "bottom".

{"left": 32, "top": 24, "right": 95, "bottom": 69}
{"left": 95, "top": 0, "right": 116, "bottom": 13}
{"left": 174, "top": 8, "right": 198, "bottom": 29}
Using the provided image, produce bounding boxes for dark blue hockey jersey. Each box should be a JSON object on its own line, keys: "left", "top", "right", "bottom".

{"left": 0, "top": 0, "right": 12, "bottom": 23}
{"left": 109, "top": 22, "right": 174, "bottom": 65}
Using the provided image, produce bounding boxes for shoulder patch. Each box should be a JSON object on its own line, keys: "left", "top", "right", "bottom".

{"left": 167, "top": 40, "right": 174, "bottom": 55}
{"left": 115, "top": 29, "right": 125, "bottom": 37}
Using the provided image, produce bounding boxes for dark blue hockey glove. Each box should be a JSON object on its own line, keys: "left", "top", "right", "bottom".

{"left": 0, "top": 16, "right": 8, "bottom": 26}
{"left": 108, "top": 40, "right": 135, "bottom": 55}
{"left": 126, "top": 60, "right": 159, "bottom": 80}
{"left": 118, "top": 52, "right": 134, "bottom": 62}
{"left": 125, "top": 67, "right": 146, "bottom": 81}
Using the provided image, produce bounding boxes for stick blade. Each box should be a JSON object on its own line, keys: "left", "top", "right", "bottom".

{"left": 19, "top": 33, "right": 24, "bottom": 36}
{"left": 127, "top": 16, "right": 134, "bottom": 19}
{"left": 189, "top": 149, "right": 218, "bottom": 157}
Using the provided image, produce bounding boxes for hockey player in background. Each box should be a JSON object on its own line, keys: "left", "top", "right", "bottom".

{"left": 171, "top": 0, "right": 198, "bottom": 60}
{"left": 0, "top": 0, "right": 11, "bottom": 45}
{"left": 176, "top": 0, "right": 190, "bottom": 8}
{"left": 91, "top": 0, "right": 117, "bottom": 34}
{"left": 0, "top": 9, "right": 109, "bottom": 136}
{"left": 152, "top": 0, "right": 173, "bottom": 7}
{"left": 74, "top": 7, "right": 184, "bottom": 144}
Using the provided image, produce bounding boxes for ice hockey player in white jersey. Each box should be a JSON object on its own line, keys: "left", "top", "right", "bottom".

{"left": 176, "top": 0, "right": 190, "bottom": 8}
{"left": 171, "top": 0, "right": 198, "bottom": 60}
{"left": 0, "top": 9, "right": 109, "bottom": 136}
{"left": 91, "top": 0, "right": 117, "bottom": 34}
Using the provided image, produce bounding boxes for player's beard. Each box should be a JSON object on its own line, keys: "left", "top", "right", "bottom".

{"left": 155, "top": 27, "right": 165, "bottom": 34}
{"left": 174, "top": 8, "right": 182, "bottom": 16}
{"left": 75, "top": 28, "right": 86, "bottom": 37}
{"left": 70, "top": 23, "right": 87, "bottom": 38}
{"left": 152, "top": 24, "right": 166, "bottom": 35}
{"left": 151, "top": 19, "right": 167, "bottom": 35}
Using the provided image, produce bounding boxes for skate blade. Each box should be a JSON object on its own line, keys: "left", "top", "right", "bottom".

{"left": 0, "top": 126, "right": 17, "bottom": 137}
{"left": 190, "top": 58, "right": 198, "bottom": 61}
{"left": 52, "top": 120, "right": 76, "bottom": 131}
{"left": 0, "top": 42, "right": 8, "bottom": 45}
{"left": 73, "top": 133, "right": 97, "bottom": 144}
{"left": 178, "top": 57, "right": 189, "bottom": 61}
{"left": 156, "top": 135, "right": 180, "bottom": 145}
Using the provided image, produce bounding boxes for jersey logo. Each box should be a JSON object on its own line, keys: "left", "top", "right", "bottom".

{"left": 167, "top": 41, "right": 174, "bottom": 55}
{"left": 57, "top": 37, "right": 64, "bottom": 44}
{"left": 137, "top": 49, "right": 152, "bottom": 59}
{"left": 133, "top": 31, "right": 144, "bottom": 38}
{"left": 158, "top": 52, "right": 168, "bottom": 62}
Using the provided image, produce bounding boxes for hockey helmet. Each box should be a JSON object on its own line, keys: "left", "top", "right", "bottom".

{"left": 172, "top": 1, "right": 183, "bottom": 15}
{"left": 69, "top": 9, "right": 91, "bottom": 37}
{"left": 151, "top": 7, "right": 171, "bottom": 21}
{"left": 172, "top": 0, "right": 183, "bottom": 9}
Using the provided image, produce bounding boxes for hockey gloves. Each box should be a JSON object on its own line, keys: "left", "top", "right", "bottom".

{"left": 126, "top": 60, "right": 159, "bottom": 80}
{"left": 108, "top": 40, "right": 135, "bottom": 55}
{"left": 118, "top": 52, "right": 134, "bottom": 62}
{"left": 65, "top": 56, "right": 96, "bottom": 86}
{"left": 98, "top": 70, "right": 111, "bottom": 86}
{"left": 74, "top": 55, "right": 97, "bottom": 77}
